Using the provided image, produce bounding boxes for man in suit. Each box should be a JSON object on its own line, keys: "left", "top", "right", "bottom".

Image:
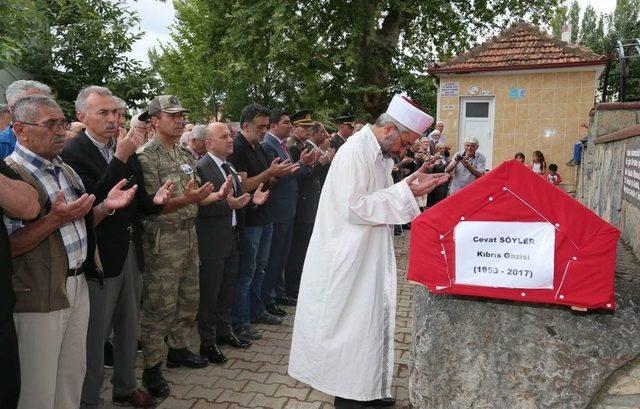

{"left": 62, "top": 86, "right": 172, "bottom": 409}
{"left": 261, "top": 110, "right": 318, "bottom": 316}
{"left": 329, "top": 115, "right": 355, "bottom": 152}
{"left": 284, "top": 122, "right": 334, "bottom": 298}
{"left": 196, "top": 122, "right": 269, "bottom": 363}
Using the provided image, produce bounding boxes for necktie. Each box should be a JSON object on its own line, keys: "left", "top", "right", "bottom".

{"left": 280, "top": 141, "right": 291, "bottom": 161}
{"left": 221, "top": 162, "right": 240, "bottom": 198}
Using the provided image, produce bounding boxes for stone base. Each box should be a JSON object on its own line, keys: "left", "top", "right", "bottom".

{"left": 409, "top": 251, "right": 640, "bottom": 409}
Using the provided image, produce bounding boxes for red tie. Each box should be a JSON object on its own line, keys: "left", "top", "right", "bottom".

{"left": 280, "top": 141, "right": 291, "bottom": 161}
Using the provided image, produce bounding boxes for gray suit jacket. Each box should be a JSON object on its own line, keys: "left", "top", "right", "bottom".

{"left": 195, "top": 154, "right": 243, "bottom": 258}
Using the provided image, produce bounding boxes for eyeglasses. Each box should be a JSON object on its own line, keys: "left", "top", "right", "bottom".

{"left": 20, "top": 120, "right": 71, "bottom": 132}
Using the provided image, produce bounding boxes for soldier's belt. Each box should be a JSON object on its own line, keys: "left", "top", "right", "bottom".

{"left": 159, "top": 219, "right": 195, "bottom": 231}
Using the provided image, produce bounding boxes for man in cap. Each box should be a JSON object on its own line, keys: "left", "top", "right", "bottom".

{"left": 136, "top": 95, "right": 231, "bottom": 397}
{"left": 287, "top": 109, "right": 313, "bottom": 156}
{"left": 288, "top": 95, "right": 450, "bottom": 408}
{"left": 329, "top": 115, "right": 355, "bottom": 152}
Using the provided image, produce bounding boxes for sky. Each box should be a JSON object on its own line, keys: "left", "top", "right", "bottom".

{"left": 125, "top": 0, "right": 619, "bottom": 66}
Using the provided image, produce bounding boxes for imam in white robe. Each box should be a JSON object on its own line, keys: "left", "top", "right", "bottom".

{"left": 288, "top": 125, "right": 420, "bottom": 401}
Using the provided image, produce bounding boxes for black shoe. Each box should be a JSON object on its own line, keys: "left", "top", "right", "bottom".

{"left": 142, "top": 362, "right": 170, "bottom": 398}
{"left": 265, "top": 303, "right": 287, "bottom": 317}
{"left": 200, "top": 344, "right": 228, "bottom": 364}
{"left": 365, "top": 397, "right": 396, "bottom": 407}
{"left": 253, "top": 311, "right": 283, "bottom": 325}
{"left": 137, "top": 340, "right": 144, "bottom": 353}
{"left": 334, "top": 397, "right": 367, "bottom": 409}
{"left": 217, "top": 334, "right": 252, "bottom": 349}
{"left": 235, "top": 325, "right": 262, "bottom": 341}
{"left": 104, "top": 341, "right": 114, "bottom": 369}
{"left": 166, "top": 347, "right": 208, "bottom": 369}
{"left": 276, "top": 295, "right": 297, "bottom": 306}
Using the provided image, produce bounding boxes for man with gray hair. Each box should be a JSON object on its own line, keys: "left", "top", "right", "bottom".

{"left": 188, "top": 124, "right": 207, "bottom": 160}
{"left": 5, "top": 94, "right": 136, "bottom": 409}
{"left": 0, "top": 80, "right": 52, "bottom": 159}
{"left": 0, "top": 104, "right": 10, "bottom": 131}
{"left": 62, "top": 85, "right": 169, "bottom": 408}
{"left": 289, "top": 95, "right": 450, "bottom": 408}
{"left": 445, "top": 136, "right": 486, "bottom": 194}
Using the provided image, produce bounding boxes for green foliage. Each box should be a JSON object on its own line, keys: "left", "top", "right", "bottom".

{"left": 153, "top": 0, "right": 560, "bottom": 122}
{"left": 568, "top": 0, "right": 580, "bottom": 43}
{"left": 1, "top": 0, "right": 160, "bottom": 117}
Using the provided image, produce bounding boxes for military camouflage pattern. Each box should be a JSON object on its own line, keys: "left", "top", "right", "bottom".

{"left": 137, "top": 136, "right": 200, "bottom": 223}
{"left": 139, "top": 223, "right": 199, "bottom": 368}
{"left": 137, "top": 136, "right": 201, "bottom": 368}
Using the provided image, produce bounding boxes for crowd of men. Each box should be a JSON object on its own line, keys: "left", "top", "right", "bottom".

{"left": 0, "top": 80, "right": 486, "bottom": 409}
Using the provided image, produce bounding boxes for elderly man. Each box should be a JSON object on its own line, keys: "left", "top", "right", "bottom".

{"left": 62, "top": 86, "right": 172, "bottom": 408}
{"left": 196, "top": 122, "right": 269, "bottom": 363}
{"left": 189, "top": 124, "right": 207, "bottom": 160}
{"left": 4, "top": 95, "right": 136, "bottom": 409}
{"left": 0, "top": 80, "right": 52, "bottom": 159}
{"left": 130, "top": 114, "right": 152, "bottom": 143}
{"left": 289, "top": 95, "right": 449, "bottom": 409}
{"left": 329, "top": 115, "right": 355, "bottom": 151}
{"left": 136, "top": 95, "right": 230, "bottom": 397}
{"left": 445, "top": 136, "right": 486, "bottom": 194}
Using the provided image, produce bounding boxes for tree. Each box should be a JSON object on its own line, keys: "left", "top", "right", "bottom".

{"left": 154, "top": 0, "right": 560, "bottom": 121}
{"left": 567, "top": 0, "right": 580, "bottom": 43}
{"left": 1, "top": 0, "right": 160, "bottom": 116}
{"left": 550, "top": 3, "right": 568, "bottom": 38}
{"left": 579, "top": 5, "right": 602, "bottom": 53}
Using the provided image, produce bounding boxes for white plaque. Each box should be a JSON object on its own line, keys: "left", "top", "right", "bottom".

{"left": 441, "top": 82, "right": 459, "bottom": 97}
{"left": 454, "top": 221, "right": 555, "bottom": 289}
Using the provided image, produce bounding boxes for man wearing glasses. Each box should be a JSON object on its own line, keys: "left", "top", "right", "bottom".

{"left": 4, "top": 94, "right": 137, "bottom": 409}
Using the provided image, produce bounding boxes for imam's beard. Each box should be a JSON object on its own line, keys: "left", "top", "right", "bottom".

{"left": 380, "top": 130, "right": 401, "bottom": 158}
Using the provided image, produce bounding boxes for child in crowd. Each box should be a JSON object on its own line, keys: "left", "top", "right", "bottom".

{"left": 546, "top": 163, "right": 562, "bottom": 185}
{"left": 514, "top": 152, "right": 525, "bottom": 163}
{"left": 530, "top": 150, "right": 547, "bottom": 175}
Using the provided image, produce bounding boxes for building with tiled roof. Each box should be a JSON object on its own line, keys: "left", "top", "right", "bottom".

{"left": 428, "top": 23, "right": 606, "bottom": 190}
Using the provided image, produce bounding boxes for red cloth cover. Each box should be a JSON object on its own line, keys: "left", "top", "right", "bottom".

{"left": 407, "top": 160, "right": 620, "bottom": 310}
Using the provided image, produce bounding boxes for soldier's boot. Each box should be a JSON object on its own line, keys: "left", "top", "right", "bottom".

{"left": 166, "top": 347, "right": 208, "bottom": 369}
{"left": 142, "top": 362, "right": 170, "bottom": 398}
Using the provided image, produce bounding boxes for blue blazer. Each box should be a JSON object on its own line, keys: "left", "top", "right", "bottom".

{"left": 261, "top": 132, "right": 310, "bottom": 223}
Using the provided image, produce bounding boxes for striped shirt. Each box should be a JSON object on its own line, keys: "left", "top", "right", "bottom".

{"left": 86, "top": 131, "right": 116, "bottom": 163}
{"left": 4, "top": 143, "right": 88, "bottom": 268}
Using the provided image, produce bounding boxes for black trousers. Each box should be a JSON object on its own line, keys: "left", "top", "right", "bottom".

{"left": 197, "top": 237, "right": 239, "bottom": 346}
{"left": 0, "top": 317, "right": 20, "bottom": 409}
{"left": 284, "top": 223, "right": 314, "bottom": 298}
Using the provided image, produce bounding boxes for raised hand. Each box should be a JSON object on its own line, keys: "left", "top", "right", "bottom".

{"left": 114, "top": 126, "right": 145, "bottom": 162}
{"left": 103, "top": 179, "right": 137, "bottom": 211}
{"left": 405, "top": 171, "right": 450, "bottom": 198}
{"left": 252, "top": 183, "right": 269, "bottom": 205}
{"left": 268, "top": 158, "right": 299, "bottom": 177}
{"left": 49, "top": 191, "right": 96, "bottom": 225}
{"left": 227, "top": 192, "right": 252, "bottom": 209}
{"left": 300, "top": 148, "right": 321, "bottom": 166}
{"left": 184, "top": 179, "right": 214, "bottom": 203}
{"left": 153, "top": 179, "right": 174, "bottom": 205}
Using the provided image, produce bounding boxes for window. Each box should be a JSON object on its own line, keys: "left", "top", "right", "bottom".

{"left": 465, "top": 102, "right": 489, "bottom": 118}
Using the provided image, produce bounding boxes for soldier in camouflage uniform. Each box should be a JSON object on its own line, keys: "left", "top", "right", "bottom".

{"left": 136, "top": 95, "right": 230, "bottom": 398}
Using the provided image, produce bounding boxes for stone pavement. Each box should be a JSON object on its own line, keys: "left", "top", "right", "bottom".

{"left": 100, "top": 232, "right": 414, "bottom": 409}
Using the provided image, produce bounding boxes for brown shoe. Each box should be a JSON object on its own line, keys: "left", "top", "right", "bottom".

{"left": 113, "top": 388, "right": 155, "bottom": 408}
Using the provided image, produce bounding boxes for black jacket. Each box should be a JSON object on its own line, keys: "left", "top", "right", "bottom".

{"left": 290, "top": 141, "right": 330, "bottom": 225}
{"left": 61, "top": 132, "right": 162, "bottom": 277}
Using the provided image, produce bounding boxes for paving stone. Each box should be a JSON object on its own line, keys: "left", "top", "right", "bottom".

{"left": 213, "top": 377, "right": 247, "bottom": 392}
{"left": 243, "top": 380, "right": 279, "bottom": 396}
{"left": 184, "top": 385, "right": 225, "bottom": 401}
{"left": 236, "top": 369, "right": 270, "bottom": 383}
{"left": 215, "top": 390, "right": 256, "bottom": 406}
{"left": 192, "top": 400, "right": 219, "bottom": 409}
{"left": 284, "top": 401, "right": 322, "bottom": 409}
{"left": 230, "top": 359, "right": 264, "bottom": 371}
{"left": 184, "top": 373, "right": 219, "bottom": 387}
{"left": 257, "top": 363, "right": 289, "bottom": 374}
{"left": 307, "top": 389, "right": 334, "bottom": 403}
{"left": 266, "top": 373, "right": 299, "bottom": 387}
{"left": 156, "top": 396, "right": 198, "bottom": 409}
{"left": 274, "top": 384, "right": 309, "bottom": 401}
{"left": 253, "top": 352, "right": 284, "bottom": 364}
{"left": 168, "top": 383, "right": 195, "bottom": 399}
{"left": 249, "top": 393, "right": 288, "bottom": 409}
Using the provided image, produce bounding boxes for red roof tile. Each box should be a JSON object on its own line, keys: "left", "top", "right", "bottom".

{"left": 428, "top": 23, "right": 606, "bottom": 74}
